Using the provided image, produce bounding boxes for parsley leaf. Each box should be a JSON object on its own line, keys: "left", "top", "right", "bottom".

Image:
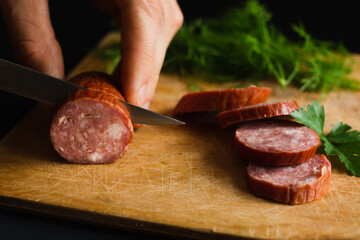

{"left": 291, "top": 101, "right": 360, "bottom": 177}
{"left": 290, "top": 101, "right": 325, "bottom": 139}
{"left": 327, "top": 122, "right": 360, "bottom": 143}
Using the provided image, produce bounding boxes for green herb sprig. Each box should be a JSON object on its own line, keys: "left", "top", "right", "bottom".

{"left": 163, "top": 0, "right": 357, "bottom": 92}
{"left": 291, "top": 101, "right": 360, "bottom": 176}
{"left": 97, "top": 0, "right": 358, "bottom": 93}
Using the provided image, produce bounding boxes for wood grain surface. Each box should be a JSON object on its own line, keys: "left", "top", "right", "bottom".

{"left": 0, "top": 32, "right": 360, "bottom": 239}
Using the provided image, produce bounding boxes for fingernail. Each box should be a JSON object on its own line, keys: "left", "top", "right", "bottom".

{"left": 137, "top": 83, "right": 147, "bottom": 106}
{"left": 142, "top": 101, "right": 150, "bottom": 110}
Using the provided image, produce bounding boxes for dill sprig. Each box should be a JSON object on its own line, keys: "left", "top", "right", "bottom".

{"left": 97, "top": 0, "right": 358, "bottom": 92}
{"left": 163, "top": 0, "right": 357, "bottom": 92}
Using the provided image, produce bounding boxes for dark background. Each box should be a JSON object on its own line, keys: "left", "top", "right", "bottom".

{"left": 0, "top": 1, "right": 358, "bottom": 239}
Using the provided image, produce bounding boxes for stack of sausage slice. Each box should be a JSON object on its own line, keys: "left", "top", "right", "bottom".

{"left": 174, "top": 86, "right": 331, "bottom": 204}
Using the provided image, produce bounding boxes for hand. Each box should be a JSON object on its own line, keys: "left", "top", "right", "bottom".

{"left": 0, "top": 0, "right": 183, "bottom": 109}
{"left": 93, "top": 0, "right": 183, "bottom": 109}
{"left": 0, "top": 0, "right": 64, "bottom": 79}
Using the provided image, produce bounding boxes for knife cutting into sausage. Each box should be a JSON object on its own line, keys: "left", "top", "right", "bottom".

{"left": 0, "top": 58, "right": 184, "bottom": 126}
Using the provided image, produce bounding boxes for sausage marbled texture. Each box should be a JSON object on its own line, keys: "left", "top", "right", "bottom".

{"left": 234, "top": 119, "right": 320, "bottom": 166}
{"left": 50, "top": 72, "right": 133, "bottom": 164}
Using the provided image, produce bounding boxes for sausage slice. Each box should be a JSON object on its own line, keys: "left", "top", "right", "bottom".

{"left": 234, "top": 119, "right": 319, "bottom": 166}
{"left": 173, "top": 86, "right": 271, "bottom": 115}
{"left": 217, "top": 100, "right": 299, "bottom": 129}
{"left": 50, "top": 72, "right": 133, "bottom": 164}
{"left": 246, "top": 154, "right": 331, "bottom": 204}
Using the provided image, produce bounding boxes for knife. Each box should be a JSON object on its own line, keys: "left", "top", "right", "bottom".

{"left": 0, "top": 58, "right": 184, "bottom": 125}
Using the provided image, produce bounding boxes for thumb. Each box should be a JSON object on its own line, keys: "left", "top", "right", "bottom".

{"left": 0, "top": 0, "right": 64, "bottom": 79}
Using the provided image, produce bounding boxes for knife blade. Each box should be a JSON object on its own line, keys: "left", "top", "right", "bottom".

{"left": 0, "top": 58, "right": 185, "bottom": 125}
{"left": 0, "top": 58, "right": 86, "bottom": 104}
{"left": 118, "top": 100, "right": 184, "bottom": 125}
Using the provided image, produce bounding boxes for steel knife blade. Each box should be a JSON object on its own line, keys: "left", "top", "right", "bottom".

{"left": 0, "top": 58, "right": 86, "bottom": 104}
{"left": 0, "top": 58, "right": 184, "bottom": 125}
{"left": 118, "top": 100, "right": 184, "bottom": 125}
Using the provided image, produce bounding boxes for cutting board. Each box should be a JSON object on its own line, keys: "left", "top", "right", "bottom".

{"left": 1, "top": 32, "right": 360, "bottom": 240}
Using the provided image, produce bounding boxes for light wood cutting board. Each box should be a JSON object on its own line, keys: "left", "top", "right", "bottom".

{"left": 1, "top": 32, "right": 360, "bottom": 239}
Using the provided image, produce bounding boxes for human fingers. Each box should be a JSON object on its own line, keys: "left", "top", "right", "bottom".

{"left": 0, "top": 0, "right": 64, "bottom": 79}
{"left": 112, "top": 0, "right": 183, "bottom": 109}
{"left": 111, "top": 0, "right": 160, "bottom": 109}
{"left": 142, "top": 0, "right": 183, "bottom": 108}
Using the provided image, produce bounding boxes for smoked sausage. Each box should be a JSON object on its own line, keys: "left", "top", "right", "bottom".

{"left": 50, "top": 72, "right": 134, "bottom": 164}
{"left": 234, "top": 119, "right": 320, "bottom": 166}
{"left": 217, "top": 100, "right": 299, "bottom": 128}
{"left": 173, "top": 86, "right": 271, "bottom": 115}
{"left": 246, "top": 154, "right": 331, "bottom": 204}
